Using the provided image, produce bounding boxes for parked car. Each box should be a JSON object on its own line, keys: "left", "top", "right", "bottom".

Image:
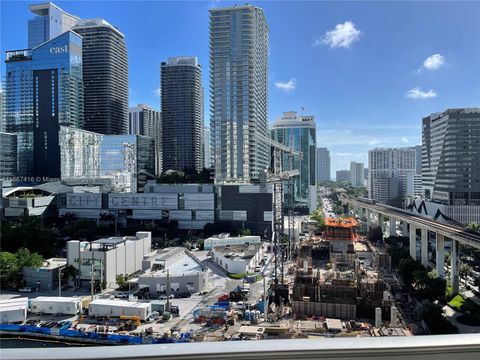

{"left": 159, "top": 294, "right": 174, "bottom": 300}
{"left": 115, "top": 292, "right": 129, "bottom": 299}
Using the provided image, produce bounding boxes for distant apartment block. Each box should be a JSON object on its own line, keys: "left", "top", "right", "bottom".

{"left": 336, "top": 170, "right": 350, "bottom": 182}
{"left": 316, "top": 147, "right": 331, "bottom": 182}
{"left": 350, "top": 161, "right": 365, "bottom": 188}
{"left": 368, "top": 147, "right": 418, "bottom": 204}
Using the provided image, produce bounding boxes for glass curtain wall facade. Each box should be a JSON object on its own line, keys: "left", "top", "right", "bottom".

{"left": 100, "top": 135, "right": 155, "bottom": 193}
{"left": 59, "top": 126, "right": 101, "bottom": 181}
{"left": 129, "top": 104, "right": 162, "bottom": 175}
{"left": 28, "top": 3, "right": 80, "bottom": 49}
{"left": 0, "top": 132, "right": 17, "bottom": 178}
{"left": 210, "top": 5, "right": 269, "bottom": 181}
{"left": 73, "top": 19, "right": 128, "bottom": 135}
{"left": 161, "top": 57, "right": 204, "bottom": 172}
{"left": 4, "top": 31, "right": 83, "bottom": 178}
{"left": 271, "top": 112, "right": 317, "bottom": 214}
{"left": 422, "top": 108, "right": 480, "bottom": 205}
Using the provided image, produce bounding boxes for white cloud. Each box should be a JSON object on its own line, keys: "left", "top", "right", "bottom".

{"left": 405, "top": 87, "right": 437, "bottom": 99}
{"left": 368, "top": 138, "right": 382, "bottom": 146}
{"left": 274, "top": 78, "right": 297, "bottom": 92}
{"left": 401, "top": 136, "right": 410, "bottom": 143}
{"left": 153, "top": 87, "right": 161, "bottom": 97}
{"left": 314, "top": 21, "right": 362, "bottom": 48}
{"left": 423, "top": 54, "right": 445, "bottom": 70}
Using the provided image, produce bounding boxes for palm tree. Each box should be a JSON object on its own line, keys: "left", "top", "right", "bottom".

{"left": 466, "top": 223, "right": 480, "bottom": 234}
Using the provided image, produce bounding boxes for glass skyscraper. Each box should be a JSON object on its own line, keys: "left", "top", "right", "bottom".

{"left": 271, "top": 112, "right": 317, "bottom": 214}
{"left": 73, "top": 19, "right": 128, "bottom": 135}
{"left": 4, "top": 30, "right": 83, "bottom": 178}
{"left": 161, "top": 57, "right": 204, "bottom": 172}
{"left": 316, "top": 147, "right": 331, "bottom": 182}
{"left": 27, "top": 3, "right": 80, "bottom": 48}
{"left": 422, "top": 108, "right": 480, "bottom": 205}
{"left": 129, "top": 104, "right": 162, "bottom": 175}
{"left": 209, "top": 5, "right": 269, "bottom": 182}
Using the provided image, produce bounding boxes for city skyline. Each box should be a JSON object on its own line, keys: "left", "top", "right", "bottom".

{"left": 2, "top": 1, "right": 479, "bottom": 174}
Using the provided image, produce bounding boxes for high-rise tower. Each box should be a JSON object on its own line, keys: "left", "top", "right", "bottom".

{"left": 73, "top": 19, "right": 128, "bottom": 135}
{"left": 209, "top": 5, "right": 269, "bottom": 181}
{"left": 161, "top": 57, "right": 204, "bottom": 172}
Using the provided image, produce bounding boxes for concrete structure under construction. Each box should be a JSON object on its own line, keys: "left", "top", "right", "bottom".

{"left": 324, "top": 217, "right": 358, "bottom": 253}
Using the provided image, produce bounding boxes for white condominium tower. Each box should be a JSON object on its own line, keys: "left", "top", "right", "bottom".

{"left": 209, "top": 5, "right": 269, "bottom": 182}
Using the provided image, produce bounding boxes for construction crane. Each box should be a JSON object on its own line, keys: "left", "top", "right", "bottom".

{"left": 255, "top": 133, "right": 301, "bottom": 284}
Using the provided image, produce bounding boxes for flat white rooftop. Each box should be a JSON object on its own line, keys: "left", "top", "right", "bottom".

{"left": 32, "top": 297, "right": 80, "bottom": 303}
{"left": 146, "top": 252, "right": 203, "bottom": 277}
{"left": 90, "top": 299, "right": 150, "bottom": 309}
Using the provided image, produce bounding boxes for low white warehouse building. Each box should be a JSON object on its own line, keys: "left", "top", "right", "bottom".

{"left": 212, "top": 244, "right": 263, "bottom": 274}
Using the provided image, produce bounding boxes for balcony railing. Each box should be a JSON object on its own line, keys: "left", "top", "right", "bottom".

{"left": 2, "top": 334, "right": 480, "bottom": 360}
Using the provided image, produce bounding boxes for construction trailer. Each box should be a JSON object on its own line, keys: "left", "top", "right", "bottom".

{"left": 29, "top": 297, "right": 82, "bottom": 315}
{"left": 0, "top": 298, "right": 28, "bottom": 323}
{"left": 88, "top": 299, "right": 152, "bottom": 321}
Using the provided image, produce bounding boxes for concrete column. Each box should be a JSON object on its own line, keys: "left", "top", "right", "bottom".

{"left": 435, "top": 234, "right": 445, "bottom": 279}
{"left": 451, "top": 239, "right": 459, "bottom": 295}
{"left": 366, "top": 209, "right": 372, "bottom": 227}
{"left": 401, "top": 221, "right": 409, "bottom": 237}
{"left": 421, "top": 228, "right": 428, "bottom": 267}
{"left": 409, "top": 224, "right": 416, "bottom": 260}
{"left": 389, "top": 217, "right": 396, "bottom": 237}
{"left": 377, "top": 213, "right": 382, "bottom": 227}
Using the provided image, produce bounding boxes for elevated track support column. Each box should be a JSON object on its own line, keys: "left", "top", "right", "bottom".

{"left": 421, "top": 228, "right": 428, "bottom": 267}
{"left": 451, "top": 239, "right": 459, "bottom": 295}
{"left": 389, "top": 217, "right": 396, "bottom": 237}
{"left": 401, "top": 221, "right": 409, "bottom": 237}
{"left": 436, "top": 234, "right": 445, "bottom": 279}
{"left": 409, "top": 224, "right": 417, "bottom": 260}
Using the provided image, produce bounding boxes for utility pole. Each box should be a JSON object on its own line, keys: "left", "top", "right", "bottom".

{"left": 263, "top": 276, "right": 268, "bottom": 321}
{"left": 58, "top": 266, "right": 63, "bottom": 297}
{"left": 166, "top": 269, "right": 170, "bottom": 312}
{"left": 90, "top": 263, "right": 95, "bottom": 301}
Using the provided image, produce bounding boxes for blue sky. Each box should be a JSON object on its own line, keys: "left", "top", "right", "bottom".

{"left": 2, "top": 0, "right": 479, "bottom": 176}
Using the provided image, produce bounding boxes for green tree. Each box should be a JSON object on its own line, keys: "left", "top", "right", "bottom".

{"left": 0, "top": 252, "right": 19, "bottom": 289}
{"left": 238, "top": 228, "right": 252, "bottom": 236}
{"left": 466, "top": 223, "right": 480, "bottom": 234}
{"left": 310, "top": 209, "right": 325, "bottom": 230}
{"left": 116, "top": 274, "right": 129, "bottom": 290}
